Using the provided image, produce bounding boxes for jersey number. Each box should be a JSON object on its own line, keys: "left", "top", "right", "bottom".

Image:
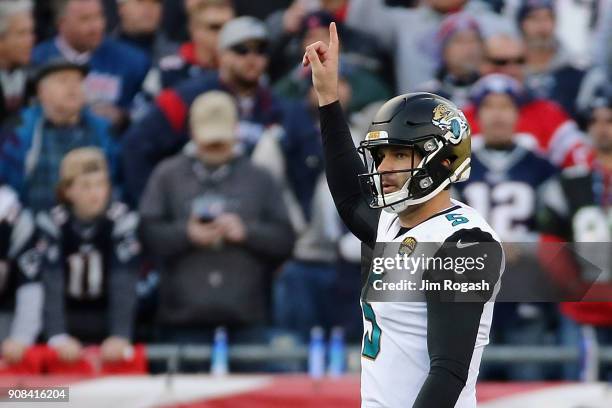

{"left": 67, "top": 249, "right": 103, "bottom": 299}
{"left": 463, "top": 182, "right": 534, "bottom": 239}
{"left": 362, "top": 301, "right": 381, "bottom": 359}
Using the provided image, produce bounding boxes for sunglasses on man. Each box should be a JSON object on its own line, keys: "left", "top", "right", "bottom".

{"left": 205, "top": 22, "right": 225, "bottom": 31}
{"left": 229, "top": 42, "right": 268, "bottom": 56}
{"left": 487, "top": 56, "right": 526, "bottom": 66}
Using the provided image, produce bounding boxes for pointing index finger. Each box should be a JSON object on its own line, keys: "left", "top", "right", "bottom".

{"left": 329, "top": 22, "right": 339, "bottom": 52}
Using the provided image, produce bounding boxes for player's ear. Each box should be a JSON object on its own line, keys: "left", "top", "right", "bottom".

{"left": 442, "top": 159, "right": 451, "bottom": 169}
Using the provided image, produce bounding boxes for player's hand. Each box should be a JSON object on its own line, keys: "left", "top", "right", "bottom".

{"left": 101, "top": 336, "right": 132, "bottom": 363}
{"left": 302, "top": 22, "right": 340, "bottom": 106}
{"left": 1, "top": 338, "right": 27, "bottom": 364}
{"left": 216, "top": 213, "right": 247, "bottom": 243}
{"left": 187, "top": 217, "right": 223, "bottom": 247}
{"left": 55, "top": 336, "right": 83, "bottom": 363}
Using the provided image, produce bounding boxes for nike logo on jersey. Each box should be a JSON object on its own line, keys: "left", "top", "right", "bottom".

{"left": 456, "top": 240, "right": 478, "bottom": 249}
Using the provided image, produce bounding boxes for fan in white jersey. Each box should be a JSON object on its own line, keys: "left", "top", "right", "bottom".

{"left": 304, "top": 23, "right": 505, "bottom": 408}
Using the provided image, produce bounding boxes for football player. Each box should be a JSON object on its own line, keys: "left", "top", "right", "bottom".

{"left": 38, "top": 148, "right": 140, "bottom": 364}
{"left": 0, "top": 184, "right": 43, "bottom": 364}
{"left": 304, "top": 24, "right": 504, "bottom": 407}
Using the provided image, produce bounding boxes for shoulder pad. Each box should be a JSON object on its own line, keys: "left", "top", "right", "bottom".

{"left": 561, "top": 164, "right": 590, "bottom": 179}
{"left": 36, "top": 211, "right": 61, "bottom": 238}
{"left": 106, "top": 202, "right": 129, "bottom": 221}
{"left": 51, "top": 205, "right": 69, "bottom": 225}
{"left": 8, "top": 210, "right": 35, "bottom": 257}
{"left": 113, "top": 211, "right": 139, "bottom": 239}
{"left": 159, "top": 54, "right": 185, "bottom": 70}
{"left": 0, "top": 185, "right": 21, "bottom": 224}
{"left": 540, "top": 177, "right": 569, "bottom": 217}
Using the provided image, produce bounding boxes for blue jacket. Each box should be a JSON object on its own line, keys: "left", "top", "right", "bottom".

{"left": 32, "top": 37, "right": 151, "bottom": 109}
{"left": 121, "top": 74, "right": 323, "bottom": 217}
{"left": 0, "top": 105, "right": 118, "bottom": 202}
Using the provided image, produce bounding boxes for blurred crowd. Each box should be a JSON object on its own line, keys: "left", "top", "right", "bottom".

{"left": 0, "top": 0, "right": 611, "bottom": 378}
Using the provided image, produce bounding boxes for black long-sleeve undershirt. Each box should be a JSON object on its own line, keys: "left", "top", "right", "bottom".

{"left": 319, "top": 101, "right": 380, "bottom": 248}
{"left": 319, "top": 101, "right": 504, "bottom": 408}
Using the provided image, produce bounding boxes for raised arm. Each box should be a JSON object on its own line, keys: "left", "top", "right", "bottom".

{"left": 304, "top": 24, "right": 380, "bottom": 247}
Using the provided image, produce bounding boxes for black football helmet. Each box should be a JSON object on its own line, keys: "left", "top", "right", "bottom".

{"left": 357, "top": 92, "right": 471, "bottom": 213}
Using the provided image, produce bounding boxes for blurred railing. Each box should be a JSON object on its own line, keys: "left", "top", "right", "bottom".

{"left": 146, "top": 344, "right": 612, "bottom": 381}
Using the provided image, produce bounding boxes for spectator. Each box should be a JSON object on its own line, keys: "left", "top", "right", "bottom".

{"left": 32, "top": 0, "right": 120, "bottom": 42}
{"left": 267, "top": 5, "right": 390, "bottom": 83}
{"left": 345, "top": 0, "right": 514, "bottom": 93}
{"left": 464, "top": 33, "right": 588, "bottom": 168}
{"left": 418, "top": 12, "right": 484, "bottom": 108}
{"left": 272, "top": 11, "right": 391, "bottom": 113}
{"left": 139, "top": 91, "right": 294, "bottom": 343}
{"left": 113, "top": 0, "right": 170, "bottom": 63}
{"left": 153, "top": 0, "right": 234, "bottom": 92}
{"left": 538, "top": 87, "right": 612, "bottom": 380}
{"left": 0, "top": 184, "right": 43, "bottom": 365}
{"left": 122, "top": 16, "right": 322, "bottom": 217}
{"left": 454, "top": 74, "right": 559, "bottom": 380}
{"left": 0, "top": 0, "right": 35, "bottom": 126}
{"left": 480, "top": 33, "right": 526, "bottom": 82}
{"left": 517, "top": 0, "right": 586, "bottom": 119}
{"left": 0, "top": 59, "right": 117, "bottom": 213}
{"left": 160, "top": 0, "right": 290, "bottom": 43}
{"left": 456, "top": 74, "right": 558, "bottom": 241}
{"left": 38, "top": 148, "right": 140, "bottom": 365}
{"left": 32, "top": 0, "right": 150, "bottom": 129}
{"left": 258, "top": 82, "right": 366, "bottom": 340}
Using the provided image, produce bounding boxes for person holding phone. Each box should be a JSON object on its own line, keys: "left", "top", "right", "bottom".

{"left": 139, "top": 91, "right": 294, "bottom": 347}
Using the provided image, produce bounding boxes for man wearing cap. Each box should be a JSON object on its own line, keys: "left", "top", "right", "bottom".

{"left": 139, "top": 90, "right": 294, "bottom": 343}
{"left": 517, "top": 0, "right": 586, "bottom": 119}
{"left": 122, "top": 16, "right": 322, "bottom": 220}
{"left": 0, "top": 0, "right": 35, "bottom": 126}
{"left": 418, "top": 12, "right": 484, "bottom": 108}
{"left": 32, "top": 0, "right": 150, "bottom": 129}
{"left": 454, "top": 74, "right": 558, "bottom": 380}
{"left": 0, "top": 59, "right": 117, "bottom": 212}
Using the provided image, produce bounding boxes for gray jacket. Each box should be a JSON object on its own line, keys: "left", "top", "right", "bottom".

{"left": 139, "top": 147, "right": 295, "bottom": 327}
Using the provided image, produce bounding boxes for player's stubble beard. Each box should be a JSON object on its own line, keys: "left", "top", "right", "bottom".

{"left": 399, "top": 201, "right": 425, "bottom": 216}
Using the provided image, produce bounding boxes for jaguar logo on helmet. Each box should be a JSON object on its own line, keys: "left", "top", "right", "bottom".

{"left": 432, "top": 104, "right": 468, "bottom": 144}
